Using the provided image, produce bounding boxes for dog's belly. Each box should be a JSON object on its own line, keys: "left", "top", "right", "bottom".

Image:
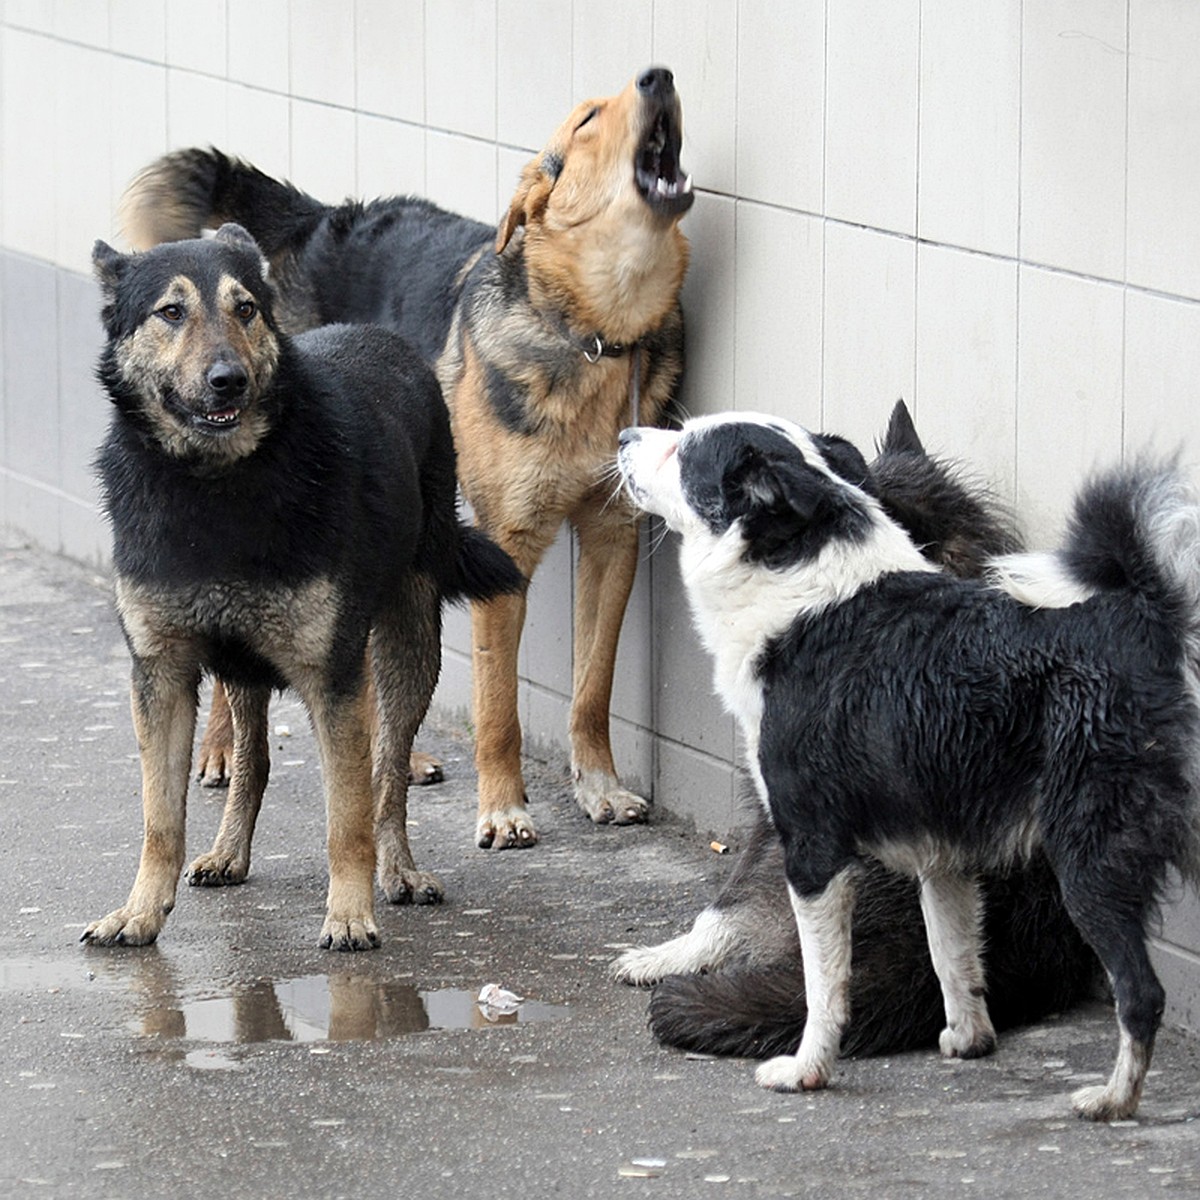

{"left": 864, "top": 813, "right": 1042, "bottom": 879}
{"left": 115, "top": 575, "right": 343, "bottom": 686}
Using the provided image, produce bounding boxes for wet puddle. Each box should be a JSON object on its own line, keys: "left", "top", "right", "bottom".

{"left": 134, "top": 976, "right": 570, "bottom": 1044}
{"left": 2, "top": 956, "right": 569, "bottom": 1045}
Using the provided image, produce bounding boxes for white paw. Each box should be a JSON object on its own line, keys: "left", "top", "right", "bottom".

{"left": 755, "top": 1053, "right": 832, "bottom": 1093}
{"left": 938, "top": 1019, "right": 996, "bottom": 1060}
{"left": 1071, "top": 1082, "right": 1138, "bottom": 1122}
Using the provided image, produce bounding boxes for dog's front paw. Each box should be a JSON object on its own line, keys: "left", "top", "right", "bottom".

{"left": 755, "top": 1053, "right": 833, "bottom": 1093}
{"left": 378, "top": 866, "right": 444, "bottom": 906}
{"left": 574, "top": 770, "right": 651, "bottom": 825}
{"left": 186, "top": 850, "right": 249, "bottom": 887}
{"left": 319, "top": 913, "right": 381, "bottom": 951}
{"left": 81, "top": 905, "right": 168, "bottom": 948}
{"left": 938, "top": 1020, "right": 996, "bottom": 1060}
{"left": 476, "top": 806, "right": 539, "bottom": 850}
{"left": 408, "top": 751, "right": 444, "bottom": 786}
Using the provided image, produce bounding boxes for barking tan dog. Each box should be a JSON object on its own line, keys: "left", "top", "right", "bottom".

{"left": 120, "top": 67, "right": 693, "bottom": 850}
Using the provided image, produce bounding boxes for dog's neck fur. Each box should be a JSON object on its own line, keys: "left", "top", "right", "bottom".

{"left": 682, "top": 508, "right": 935, "bottom": 752}
{"left": 522, "top": 222, "right": 688, "bottom": 347}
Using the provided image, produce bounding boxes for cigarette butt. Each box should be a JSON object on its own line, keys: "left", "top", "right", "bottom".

{"left": 709, "top": 840, "right": 729, "bottom": 854}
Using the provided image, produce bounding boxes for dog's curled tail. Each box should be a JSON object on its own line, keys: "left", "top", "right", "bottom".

{"left": 1061, "top": 459, "right": 1200, "bottom": 610}
{"left": 120, "top": 147, "right": 326, "bottom": 253}
{"left": 989, "top": 460, "right": 1200, "bottom": 618}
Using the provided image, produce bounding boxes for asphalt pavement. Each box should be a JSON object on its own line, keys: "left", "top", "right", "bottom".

{"left": 2, "top": 539, "right": 1198, "bottom": 1199}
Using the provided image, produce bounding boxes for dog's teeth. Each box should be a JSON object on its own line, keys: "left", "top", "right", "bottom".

{"left": 683, "top": 174, "right": 693, "bottom": 193}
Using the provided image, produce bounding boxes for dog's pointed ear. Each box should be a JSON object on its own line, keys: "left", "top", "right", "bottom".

{"left": 92, "top": 240, "right": 128, "bottom": 292}
{"left": 496, "top": 147, "right": 561, "bottom": 253}
{"left": 214, "top": 222, "right": 261, "bottom": 255}
{"left": 878, "top": 399, "right": 924, "bottom": 457}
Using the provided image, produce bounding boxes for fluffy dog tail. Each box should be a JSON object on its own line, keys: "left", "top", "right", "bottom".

{"left": 1062, "top": 460, "right": 1200, "bottom": 610}
{"left": 120, "top": 147, "right": 328, "bottom": 254}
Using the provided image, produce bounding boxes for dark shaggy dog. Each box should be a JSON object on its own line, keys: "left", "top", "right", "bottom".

{"left": 83, "top": 225, "right": 521, "bottom": 950}
{"left": 618, "top": 410, "right": 1200, "bottom": 1120}
{"left": 118, "top": 67, "right": 693, "bottom": 850}
{"left": 612, "top": 403, "right": 1097, "bottom": 1063}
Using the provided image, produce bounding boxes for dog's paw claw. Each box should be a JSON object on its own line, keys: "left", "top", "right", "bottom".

{"left": 408, "top": 751, "right": 444, "bottom": 786}
{"left": 574, "top": 772, "right": 650, "bottom": 827}
{"left": 475, "top": 807, "right": 539, "bottom": 850}
{"left": 319, "top": 917, "right": 380, "bottom": 951}
{"left": 378, "top": 868, "right": 444, "bottom": 906}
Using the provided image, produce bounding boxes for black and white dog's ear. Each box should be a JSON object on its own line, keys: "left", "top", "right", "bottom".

{"left": 811, "top": 433, "right": 877, "bottom": 496}
{"left": 724, "top": 446, "right": 823, "bottom": 524}
{"left": 724, "top": 442, "right": 872, "bottom": 569}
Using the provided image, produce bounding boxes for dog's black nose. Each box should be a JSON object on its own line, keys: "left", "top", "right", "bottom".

{"left": 637, "top": 67, "right": 675, "bottom": 98}
{"left": 207, "top": 362, "right": 248, "bottom": 396}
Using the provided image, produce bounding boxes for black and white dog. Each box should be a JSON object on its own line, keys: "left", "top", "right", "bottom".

{"left": 612, "top": 403, "right": 1096, "bottom": 1064}
{"left": 617, "top": 411, "right": 1200, "bottom": 1121}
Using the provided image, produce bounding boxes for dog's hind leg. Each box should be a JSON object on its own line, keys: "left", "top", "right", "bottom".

{"left": 918, "top": 872, "right": 997, "bottom": 1059}
{"left": 756, "top": 867, "right": 858, "bottom": 1092}
{"left": 569, "top": 503, "right": 648, "bottom": 825}
{"left": 187, "top": 683, "right": 271, "bottom": 886}
{"left": 196, "top": 679, "right": 234, "bottom": 786}
{"left": 1055, "top": 879, "right": 1164, "bottom": 1120}
{"left": 372, "top": 577, "right": 445, "bottom": 905}
{"left": 83, "top": 649, "right": 200, "bottom": 946}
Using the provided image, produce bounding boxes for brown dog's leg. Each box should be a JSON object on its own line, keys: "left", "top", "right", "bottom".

{"left": 306, "top": 680, "right": 379, "bottom": 950}
{"left": 187, "top": 683, "right": 271, "bottom": 886}
{"left": 197, "top": 679, "right": 233, "bottom": 786}
{"left": 83, "top": 652, "right": 199, "bottom": 946}
{"left": 372, "top": 576, "right": 445, "bottom": 903}
{"left": 569, "top": 504, "right": 650, "bottom": 824}
{"left": 471, "top": 525, "right": 557, "bottom": 849}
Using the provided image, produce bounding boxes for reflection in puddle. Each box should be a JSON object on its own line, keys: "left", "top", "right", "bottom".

{"left": 1, "top": 955, "right": 568, "bottom": 1046}
{"left": 135, "top": 976, "right": 570, "bottom": 1044}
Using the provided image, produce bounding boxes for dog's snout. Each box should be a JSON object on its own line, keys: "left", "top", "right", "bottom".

{"left": 637, "top": 67, "right": 675, "bottom": 98}
{"left": 618, "top": 428, "right": 641, "bottom": 450}
{"left": 207, "top": 361, "right": 249, "bottom": 396}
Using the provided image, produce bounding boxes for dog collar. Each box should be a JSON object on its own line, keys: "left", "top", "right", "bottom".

{"left": 582, "top": 333, "right": 631, "bottom": 362}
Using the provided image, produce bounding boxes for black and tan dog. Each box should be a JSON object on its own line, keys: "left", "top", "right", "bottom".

{"left": 119, "top": 67, "right": 693, "bottom": 849}
{"left": 83, "top": 225, "right": 521, "bottom": 950}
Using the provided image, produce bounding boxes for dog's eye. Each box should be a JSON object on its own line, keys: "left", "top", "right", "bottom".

{"left": 575, "top": 106, "right": 600, "bottom": 132}
{"left": 158, "top": 303, "right": 184, "bottom": 323}
{"left": 236, "top": 300, "right": 257, "bottom": 322}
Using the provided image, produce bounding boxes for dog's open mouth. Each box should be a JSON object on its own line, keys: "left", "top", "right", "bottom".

{"left": 635, "top": 111, "right": 694, "bottom": 217}
{"left": 194, "top": 407, "right": 242, "bottom": 433}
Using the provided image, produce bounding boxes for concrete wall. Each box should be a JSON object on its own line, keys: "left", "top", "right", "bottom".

{"left": 2, "top": 0, "right": 1199, "bottom": 1031}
